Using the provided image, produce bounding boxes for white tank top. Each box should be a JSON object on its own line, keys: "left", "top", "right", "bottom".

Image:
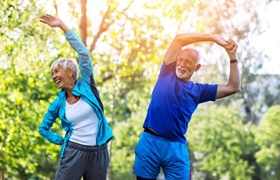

{"left": 66, "top": 97, "right": 98, "bottom": 146}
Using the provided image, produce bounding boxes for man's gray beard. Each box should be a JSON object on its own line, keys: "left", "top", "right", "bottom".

{"left": 176, "top": 67, "right": 191, "bottom": 79}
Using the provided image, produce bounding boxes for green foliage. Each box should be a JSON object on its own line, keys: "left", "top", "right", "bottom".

{"left": 255, "top": 105, "right": 280, "bottom": 179}
{"left": 1, "top": 0, "right": 279, "bottom": 179}
{"left": 110, "top": 111, "right": 144, "bottom": 180}
{"left": 0, "top": 58, "right": 61, "bottom": 179}
{"left": 0, "top": 0, "right": 76, "bottom": 179}
{"left": 188, "top": 105, "right": 258, "bottom": 179}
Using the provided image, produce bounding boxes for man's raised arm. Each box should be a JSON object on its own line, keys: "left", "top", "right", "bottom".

{"left": 216, "top": 39, "right": 241, "bottom": 99}
{"left": 164, "top": 33, "right": 228, "bottom": 65}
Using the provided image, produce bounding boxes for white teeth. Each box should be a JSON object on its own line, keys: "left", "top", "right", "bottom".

{"left": 179, "top": 67, "right": 187, "bottom": 73}
{"left": 55, "top": 80, "right": 61, "bottom": 84}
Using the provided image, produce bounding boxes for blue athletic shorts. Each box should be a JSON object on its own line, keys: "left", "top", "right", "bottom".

{"left": 133, "top": 132, "right": 190, "bottom": 180}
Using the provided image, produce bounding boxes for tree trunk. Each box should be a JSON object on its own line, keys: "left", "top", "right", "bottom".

{"left": 0, "top": 171, "right": 4, "bottom": 180}
{"left": 80, "top": 0, "right": 87, "bottom": 46}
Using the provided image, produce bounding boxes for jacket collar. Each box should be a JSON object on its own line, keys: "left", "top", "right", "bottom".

{"left": 58, "top": 81, "right": 81, "bottom": 98}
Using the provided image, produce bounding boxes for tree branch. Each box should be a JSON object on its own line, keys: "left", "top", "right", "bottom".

{"left": 80, "top": 0, "right": 87, "bottom": 46}
{"left": 89, "top": 6, "right": 111, "bottom": 52}
{"left": 89, "top": 0, "right": 135, "bottom": 52}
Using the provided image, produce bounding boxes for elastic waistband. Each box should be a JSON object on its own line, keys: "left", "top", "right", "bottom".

{"left": 144, "top": 128, "right": 162, "bottom": 137}
{"left": 67, "top": 141, "right": 107, "bottom": 152}
{"left": 143, "top": 130, "right": 186, "bottom": 144}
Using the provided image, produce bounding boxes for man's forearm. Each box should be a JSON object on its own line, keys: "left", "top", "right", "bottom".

{"left": 226, "top": 38, "right": 240, "bottom": 91}
{"left": 174, "top": 33, "right": 214, "bottom": 46}
{"left": 228, "top": 61, "right": 241, "bottom": 92}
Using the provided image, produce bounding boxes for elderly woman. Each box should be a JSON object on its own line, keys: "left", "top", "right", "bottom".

{"left": 38, "top": 14, "right": 113, "bottom": 180}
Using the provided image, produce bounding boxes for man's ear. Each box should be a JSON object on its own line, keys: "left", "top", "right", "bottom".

{"left": 195, "top": 63, "right": 201, "bottom": 72}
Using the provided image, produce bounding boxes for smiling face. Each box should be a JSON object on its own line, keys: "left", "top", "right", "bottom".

{"left": 176, "top": 48, "right": 201, "bottom": 81}
{"left": 50, "top": 58, "right": 78, "bottom": 90}
{"left": 51, "top": 65, "right": 75, "bottom": 90}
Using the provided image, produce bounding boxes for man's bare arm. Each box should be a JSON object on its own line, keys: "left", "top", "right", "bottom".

{"left": 164, "top": 33, "right": 228, "bottom": 65}
{"left": 216, "top": 39, "right": 241, "bottom": 99}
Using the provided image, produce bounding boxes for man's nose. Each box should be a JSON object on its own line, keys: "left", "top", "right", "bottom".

{"left": 180, "top": 60, "right": 187, "bottom": 66}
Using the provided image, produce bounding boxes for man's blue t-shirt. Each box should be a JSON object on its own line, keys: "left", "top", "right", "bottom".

{"left": 143, "top": 61, "right": 218, "bottom": 144}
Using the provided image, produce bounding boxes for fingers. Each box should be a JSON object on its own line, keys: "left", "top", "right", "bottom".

{"left": 39, "top": 14, "right": 61, "bottom": 27}
{"left": 214, "top": 34, "right": 227, "bottom": 47}
{"left": 225, "top": 38, "right": 238, "bottom": 51}
{"left": 225, "top": 39, "right": 238, "bottom": 59}
{"left": 40, "top": 14, "right": 52, "bottom": 25}
{"left": 39, "top": 19, "right": 48, "bottom": 25}
{"left": 40, "top": 14, "right": 54, "bottom": 21}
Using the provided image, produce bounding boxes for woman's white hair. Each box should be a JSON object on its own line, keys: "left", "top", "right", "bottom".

{"left": 50, "top": 58, "right": 78, "bottom": 80}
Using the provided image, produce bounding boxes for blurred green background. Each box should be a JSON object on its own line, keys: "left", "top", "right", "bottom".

{"left": 1, "top": 0, "right": 280, "bottom": 179}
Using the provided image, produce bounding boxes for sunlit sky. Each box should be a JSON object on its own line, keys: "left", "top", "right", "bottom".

{"left": 53, "top": 0, "right": 280, "bottom": 74}
{"left": 254, "top": 1, "right": 280, "bottom": 74}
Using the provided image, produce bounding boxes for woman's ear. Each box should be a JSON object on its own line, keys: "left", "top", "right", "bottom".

{"left": 67, "top": 68, "right": 74, "bottom": 78}
{"left": 195, "top": 63, "right": 201, "bottom": 72}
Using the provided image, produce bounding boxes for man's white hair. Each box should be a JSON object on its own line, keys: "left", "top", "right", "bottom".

{"left": 181, "top": 46, "right": 201, "bottom": 63}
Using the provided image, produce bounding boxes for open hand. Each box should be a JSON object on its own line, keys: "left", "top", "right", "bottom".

{"left": 40, "top": 14, "right": 63, "bottom": 28}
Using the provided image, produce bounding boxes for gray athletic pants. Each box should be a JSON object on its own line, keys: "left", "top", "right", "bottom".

{"left": 55, "top": 141, "right": 109, "bottom": 180}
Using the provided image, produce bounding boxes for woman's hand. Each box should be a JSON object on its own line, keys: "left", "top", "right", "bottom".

{"left": 40, "top": 14, "right": 69, "bottom": 32}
